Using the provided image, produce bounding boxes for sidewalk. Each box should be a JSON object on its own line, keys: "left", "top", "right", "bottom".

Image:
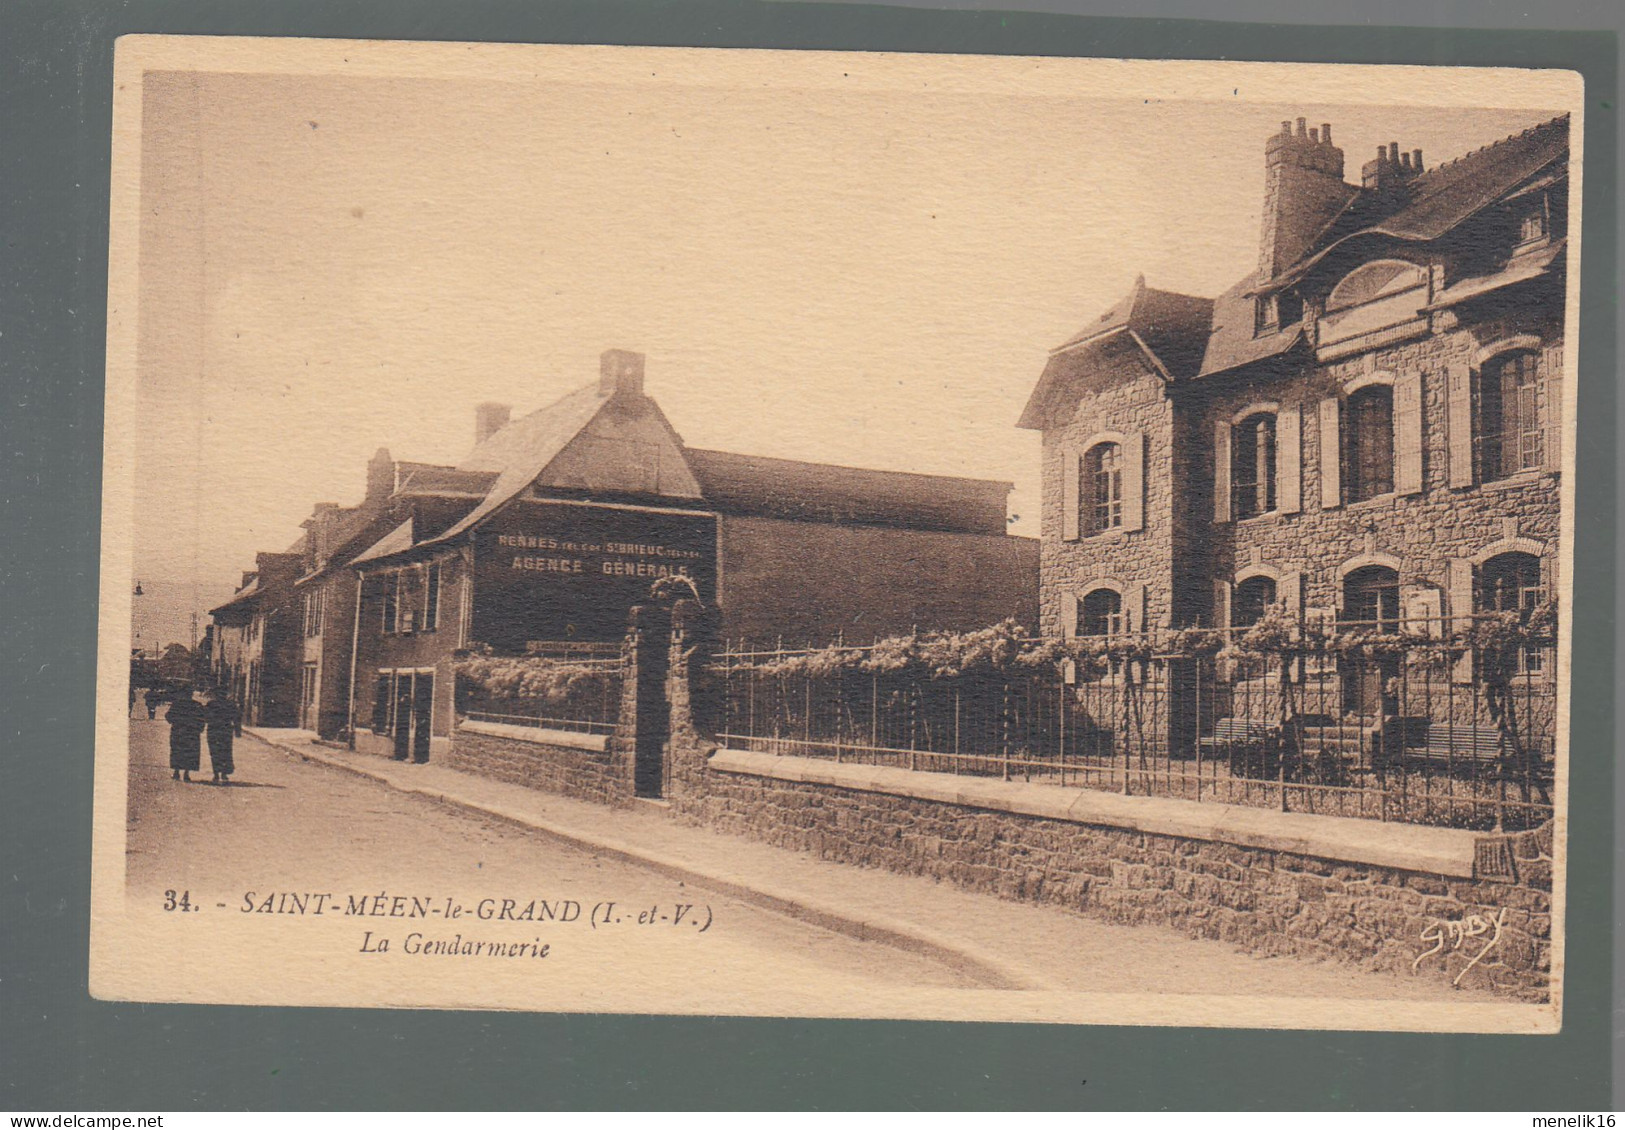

{"left": 243, "top": 726, "right": 1484, "bottom": 1001}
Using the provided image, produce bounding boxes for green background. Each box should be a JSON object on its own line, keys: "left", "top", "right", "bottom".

{"left": 1, "top": 0, "right": 1616, "bottom": 1110}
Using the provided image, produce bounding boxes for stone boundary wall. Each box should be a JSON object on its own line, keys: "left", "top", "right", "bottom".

{"left": 448, "top": 721, "right": 635, "bottom": 809}
{"left": 668, "top": 741, "right": 1552, "bottom": 1000}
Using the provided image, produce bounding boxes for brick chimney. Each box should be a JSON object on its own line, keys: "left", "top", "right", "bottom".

{"left": 365, "top": 447, "right": 394, "bottom": 503}
{"left": 474, "top": 401, "right": 511, "bottom": 446}
{"left": 1361, "top": 140, "right": 1425, "bottom": 194}
{"left": 1259, "top": 117, "right": 1350, "bottom": 278}
{"left": 599, "top": 349, "right": 645, "bottom": 397}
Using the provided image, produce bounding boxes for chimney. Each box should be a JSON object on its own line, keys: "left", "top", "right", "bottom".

{"left": 1362, "top": 139, "right": 1425, "bottom": 192}
{"left": 1259, "top": 116, "right": 1349, "bottom": 278}
{"left": 599, "top": 349, "right": 646, "bottom": 397}
{"left": 366, "top": 447, "right": 394, "bottom": 503}
{"left": 474, "top": 401, "right": 511, "bottom": 447}
{"left": 240, "top": 571, "right": 256, "bottom": 590}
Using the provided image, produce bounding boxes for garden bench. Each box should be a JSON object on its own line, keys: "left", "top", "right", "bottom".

{"left": 1419, "top": 724, "right": 1506, "bottom": 766}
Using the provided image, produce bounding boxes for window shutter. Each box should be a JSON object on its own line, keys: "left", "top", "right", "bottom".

{"left": 1542, "top": 343, "right": 1563, "bottom": 473}
{"left": 1126, "top": 582, "right": 1148, "bottom": 633}
{"left": 1061, "top": 447, "right": 1080, "bottom": 542}
{"left": 1122, "top": 432, "right": 1145, "bottom": 532}
{"left": 1449, "top": 557, "right": 1474, "bottom": 684}
{"left": 1279, "top": 571, "right": 1303, "bottom": 680}
{"left": 1318, "top": 398, "right": 1341, "bottom": 509}
{"left": 1395, "top": 370, "right": 1424, "bottom": 495}
{"left": 1213, "top": 420, "right": 1232, "bottom": 523}
{"left": 1213, "top": 579, "right": 1234, "bottom": 680}
{"left": 1277, "top": 406, "right": 1301, "bottom": 515}
{"left": 1447, "top": 362, "right": 1474, "bottom": 488}
{"left": 1060, "top": 591, "right": 1078, "bottom": 638}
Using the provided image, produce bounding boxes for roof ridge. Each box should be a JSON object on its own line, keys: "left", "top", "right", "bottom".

{"left": 1409, "top": 112, "right": 1570, "bottom": 189}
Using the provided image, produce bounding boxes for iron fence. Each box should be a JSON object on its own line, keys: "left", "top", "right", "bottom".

{"left": 457, "top": 640, "right": 625, "bottom": 736}
{"left": 705, "top": 617, "right": 1556, "bottom": 831}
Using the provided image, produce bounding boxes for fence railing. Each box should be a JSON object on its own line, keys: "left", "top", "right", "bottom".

{"left": 704, "top": 616, "right": 1556, "bottom": 831}
{"left": 456, "top": 641, "right": 626, "bottom": 736}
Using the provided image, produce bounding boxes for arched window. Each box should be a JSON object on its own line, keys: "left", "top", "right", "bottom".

{"left": 1326, "top": 261, "right": 1428, "bottom": 311}
{"left": 1232, "top": 413, "right": 1277, "bottom": 518}
{"left": 1083, "top": 442, "right": 1123, "bottom": 535}
{"left": 1480, "top": 350, "right": 1543, "bottom": 479}
{"left": 1232, "top": 575, "right": 1277, "bottom": 629}
{"left": 1080, "top": 588, "right": 1122, "bottom": 637}
{"left": 1343, "top": 385, "right": 1394, "bottom": 502}
{"left": 1479, "top": 551, "right": 1545, "bottom": 673}
{"left": 1341, "top": 565, "right": 1400, "bottom": 630}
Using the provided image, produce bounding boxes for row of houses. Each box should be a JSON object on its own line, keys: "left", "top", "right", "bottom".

{"left": 209, "top": 351, "right": 1039, "bottom": 759}
{"left": 211, "top": 109, "right": 1568, "bottom": 768}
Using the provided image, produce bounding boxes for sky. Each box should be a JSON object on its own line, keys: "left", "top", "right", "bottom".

{"left": 126, "top": 55, "right": 1563, "bottom": 649}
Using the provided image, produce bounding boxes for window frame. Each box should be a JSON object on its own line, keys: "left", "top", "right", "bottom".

{"left": 1082, "top": 441, "right": 1124, "bottom": 537}
{"left": 1079, "top": 587, "right": 1123, "bottom": 638}
{"left": 1232, "top": 411, "right": 1278, "bottom": 519}
{"left": 1343, "top": 384, "right": 1396, "bottom": 503}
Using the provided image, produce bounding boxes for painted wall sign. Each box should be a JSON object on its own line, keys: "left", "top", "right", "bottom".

{"left": 473, "top": 501, "right": 717, "bottom": 647}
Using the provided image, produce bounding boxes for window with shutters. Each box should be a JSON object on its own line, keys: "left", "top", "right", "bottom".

{"left": 371, "top": 673, "right": 391, "bottom": 733}
{"left": 1479, "top": 351, "right": 1543, "bottom": 479}
{"left": 1083, "top": 442, "right": 1123, "bottom": 535}
{"left": 1343, "top": 385, "right": 1394, "bottom": 502}
{"left": 1479, "top": 552, "right": 1545, "bottom": 674}
{"left": 382, "top": 571, "right": 401, "bottom": 634}
{"left": 1080, "top": 588, "right": 1122, "bottom": 637}
{"left": 1232, "top": 413, "right": 1277, "bottom": 518}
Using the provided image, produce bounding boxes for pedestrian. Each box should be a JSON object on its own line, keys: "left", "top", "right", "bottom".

{"left": 165, "top": 686, "right": 206, "bottom": 783}
{"left": 204, "top": 685, "right": 242, "bottom": 784}
{"left": 144, "top": 684, "right": 164, "bottom": 720}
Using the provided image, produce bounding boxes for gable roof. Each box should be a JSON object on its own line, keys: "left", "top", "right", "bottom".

{"left": 350, "top": 518, "right": 418, "bottom": 567}
{"left": 686, "top": 448, "right": 1011, "bottom": 535}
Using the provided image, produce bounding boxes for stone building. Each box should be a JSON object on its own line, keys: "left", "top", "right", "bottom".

{"left": 1018, "top": 113, "right": 1567, "bottom": 725}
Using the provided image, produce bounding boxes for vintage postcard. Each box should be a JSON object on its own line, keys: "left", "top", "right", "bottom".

{"left": 92, "top": 35, "right": 1582, "bottom": 1031}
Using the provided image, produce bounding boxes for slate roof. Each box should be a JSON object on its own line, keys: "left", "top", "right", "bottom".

{"left": 1027, "top": 113, "right": 1570, "bottom": 398}
{"left": 350, "top": 518, "right": 418, "bottom": 567}
{"left": 1253, "top": 113, "right": 1570, "bottom": 293}
{"left": 1018, "top": 276, "right": 1213, "bottom": 429}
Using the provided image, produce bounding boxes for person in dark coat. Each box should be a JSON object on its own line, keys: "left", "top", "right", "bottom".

{"left": 204, "top": 687, "right": 242, "bottom": 784}
{"left": 165, "top": 687, "right": 206, "bottom": 782}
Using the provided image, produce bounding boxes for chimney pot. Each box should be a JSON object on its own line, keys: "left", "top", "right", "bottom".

{"left": 599, "top": 349, "right": 646, "bottom": 397}
{"left": 474, "top": 401, "right": 511, "bottom": 447}
{"left": 1308, "top": 127, "right": 1318, "bottom": 143}
{"left": 365, "top": 447, "right": 394, "bottom": 502}
{"left": 1321, "top": 123, "right": 1332, "bottom": 144}
{"left": 1412, "top": 148, "right": 1423, "bottom": 170}
{"left": 1296, "top": 117, "right": 1307, "bottom": 137}
{"left": 1281, "top": 121, "right": 1292, "bottom": 135}
{"left": 1389, "top": 141, "right": 1400, "bottom": 162}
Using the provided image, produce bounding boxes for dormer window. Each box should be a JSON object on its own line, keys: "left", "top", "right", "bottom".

{"left": 1318, "top": 259, "right": 1428, "bottom": 350}
{"left": 1253, "top": 290, "right": 1302, "bottom": 337}
{"left": 1514, "top": 192, "right": 1552, "bottom": 253}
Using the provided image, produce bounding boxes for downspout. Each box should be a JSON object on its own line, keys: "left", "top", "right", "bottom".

{"left": 346, "top": 569, "right": 365, "bottom": 750}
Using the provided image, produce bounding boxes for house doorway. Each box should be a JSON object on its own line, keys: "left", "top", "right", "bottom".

{"left": 391, "top": 674, "right": 415, "bottom": 760}
{"left": 299, "top": 662, "right": 319, "bottom": 731}
{"left": 411, "top": 673, "right": 434, "bottom": 763}
{"left": 1341, "top": 565, "right": 1401, "bottom": 718}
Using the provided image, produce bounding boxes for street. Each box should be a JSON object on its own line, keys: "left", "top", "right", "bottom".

{"left": 124, "top": 716, "right": 977, "bottom": 998}
{"left": 123, "top": 715, "right": 1498, "bottom": 1009}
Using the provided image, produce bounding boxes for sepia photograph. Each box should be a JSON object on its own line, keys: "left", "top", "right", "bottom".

{"left": 91, "top": 35, "right": 1581, "bottom": 1031}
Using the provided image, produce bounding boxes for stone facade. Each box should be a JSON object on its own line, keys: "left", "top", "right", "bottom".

{"left": 1021, "top": 114, "right": 1568, "bottom": 681}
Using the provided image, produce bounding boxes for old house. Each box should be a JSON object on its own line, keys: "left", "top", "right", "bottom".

{"left": 1019, "top": 114, "right": 1566, "bottom": 750}
{"left": 208, "top": 551, "right": 305, "bottom": 725}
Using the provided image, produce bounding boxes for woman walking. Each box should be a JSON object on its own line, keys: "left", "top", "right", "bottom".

{"left": 165, "top": 686, "right": 206, "bottom": 783}
{"left": 204, "top": 686, "right": 242, "bottom": 784}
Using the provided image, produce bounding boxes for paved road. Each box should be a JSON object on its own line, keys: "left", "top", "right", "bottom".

{"left": 124, "top": 717, "right": 975, "bottom": 998}
{"left": 125, "top": 717, "right": 1497, "bottom": 1010}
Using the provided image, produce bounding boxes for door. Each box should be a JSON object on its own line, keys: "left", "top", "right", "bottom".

{"left": 411, "top": 673, "right": 434, "bottom": 763}
{"left": 633, "top": 606, "right": 672, "bottom": 798}
{"left": 300, "top": 663, "right": 319, "bottom": 731}
{"left": 392, "top": 673, "right": 414, "bottom": 760}
{"left": 1341, "top": 566, "right": 1400, "bottom": 718}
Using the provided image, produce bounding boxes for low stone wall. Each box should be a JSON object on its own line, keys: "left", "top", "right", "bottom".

{"left": 670, "top": 745, "right": 1552, "bottom": 1000}
{"left": 448, "top": 721, "right": 635, "bottom": 809}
